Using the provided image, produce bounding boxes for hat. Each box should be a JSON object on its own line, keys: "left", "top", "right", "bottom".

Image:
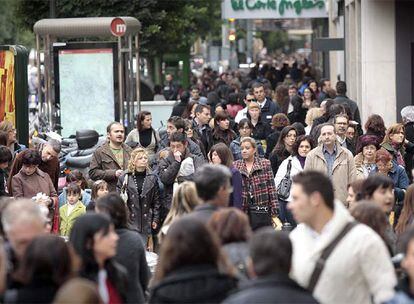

{"left": 356, "top": 134, "right": 381, "bottom": 154}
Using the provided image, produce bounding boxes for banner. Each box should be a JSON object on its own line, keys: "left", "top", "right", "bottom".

{"left": 0, "top": 50, "right": 15, "bottom": 126}
{"left": 222, "top": 0, "right": 329, "bottom": 19}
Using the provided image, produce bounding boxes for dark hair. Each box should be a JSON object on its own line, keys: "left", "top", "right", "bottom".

{"left": 18, "top": 235, "right": 72, "bottom": 286}
{"left": 336, "top": 81, "right": 347, "bottom": 95}
{"left": 334, "top": 113, "right": 349, "bottom": 124}
{"left": 292, "top": 171, "right": 335, "bottom": 210}
{"left": 136, "top": 111, "right": 152, "bottom": 131}
{"left": 291, "top": 122, "right": 306, "bottom": 137}
{"left": 182, "top": 101, "right": 199, "bottom": 119}
{"left": 214, "top": 111, "right": 229, "bottom": 124}
{"left": 273, "top": 126, "right": 297, "bottom": 156}
{"left": 250, "top": 228, "right": 292, "bottom": 276}
{"left": 303, "top": 87, "right": 316, "bottom": 101}
{"left": 154, "top": 216, "right": 222, "bottom": 283}
{"left": 194, "top": 104, "right": 211, "bottom": 115}
{"left": 91, "top": 180, "right": 108, "bottom": 200}
{"left": 154, "top": 84, "right": 162, "bottom": 94}
{"left": 208, "top": 208, "right": 251, "bottom": 244}
{"left": 66, "top": 169, "right": 88, "bottom": 190}
{"left": 350, "top": 201, "right": 388, "bottom": 242}
{"left": 168, "top": 116, "right": 186, "bottom": 131}
{"left": 96, "top": 193, "right": 129, "bottom": 229}
{"left": 180, "top": 91, "right": 191, "bottom": 103}
{"left": 365, "top": 114, "right": 386, "bottom": 139}
{"left": 320, "top": 78, "right": 329, "bottom": 89}
{"left": 252, "top": 82, "right": 264, "bottom": 90}
{"left": 327, "top": 104, "right": 345, "bottom": 119}
{"left": 194, "top": 164, "right": 232, "bottom": 201}
{"left": 238, "top": 118, "right": 253, "bottom": 131}
{"left": 0, "top": 131, "right": 8, "bottom": 146}
{"left": 21, "top": 149, "right": 42, "bottom": 166}
{"left": 208, "top": 143, "right": 234, "bottom": 168}
{"left": 292, "top": 135, "right": 314, "bottom": 157}
{"left": 169, "top": 132, "right": 187, "bottom": 144}
{"left": 66, "top": 182, "right": 81, "bottom": 197}
{"left": 396, "top": 184, "right": 414, "bottom": 235}
{"left": 0, "top": 145, "right": 12, "bottom": 164}
{"left": 69, "top": 213, "right": 112, "bottom": 280}
{"left": 358, "top": 174, "right": 394, "bottom": 201}
{"left": 106, "top": 121, "right": 123, "bottom": 133}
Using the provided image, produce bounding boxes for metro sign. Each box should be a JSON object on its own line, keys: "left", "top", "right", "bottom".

{"left": 110, "top": 18, "right": 127, "bottom": 37}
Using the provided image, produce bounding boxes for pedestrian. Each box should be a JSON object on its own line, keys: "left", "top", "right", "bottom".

{"left": 86, "top": 179, "right": 109, "bottom": 212}
{"left": 287, "top": 95, "right": 308, "bottom": 126}
{"left": 208, "top": 208, "right": 252, "bottom": 279}
{"left": 289, "top": 171, "right": 396, "bottom": 303}
{"left": 265, "top": 113, "right": 290, "bottom": 158}
{"left": 59, "top": 170, "right": 91, "bottom": 207}
{"left": 148, "top": 217, "right": 237, "bottom": 304}
{"left": 358, "top": 174, "right": 397, "bottom": 254}
{"left": 182, "top": 100, "right": 199, "bottom": 120}
{"left": 269, "top": 126, "right": 297, "bottom": 175}
{"left": 8, "top": 139, "right": 61, "bottom": 195}
{"left": 69, "top": 213, "right": 127, "bottom": 303}
{"left": 275, "top": 135, "right": 314, "bottom": 227}
{"left": 235, "top": 91, "right": 255, "bottom": 124}
{"left": 365, "top": 114, "right": 387, "bottom": 142}
{"left": 0, "top": 146, "right": 12, "bottom": 197}
{"left": 304, "top": 107, "right": 322, "bottom": 135}
{"left": 251, "top": 82, "right": 280, "bottom": 125}
{"left": 395, "top": 184, "right": 414, "bottom": 236}
{"left": 89, "top": 122, "right": 132, "bottom": 192}
{"left": 302, "top": 87, "right": 318, "bottom": 109}
{"left": 159, "top": 132, "right": 205, "bottom": 211}
{"left": 59, "top": 182, "right": 86, "bottom": 238}
{"left": 211, "top": 112, "right": 236, "bottom": 146}
{"left": 159, "top": 181, "right": 200, "bottom": 241}
{"left": 229, "top": 119, "right": 264, "bottom": 161}
{"left": 171, "top": 91, "right": 189, "bottom": 117}
{"left": 3, "top": 235, "right": 72, "bottom": 304}
{"left": 401, "top": 105, "right": 414, "bottom": 182}
{"left": 381, "top": 123, "right": 414, "bottom": 169}
{"left": 346, "top": 179, "right": 364, "bottom": 210}
{"left": 304, "top": 123, "right": 356, "bottom": 205}
{"left": 208, "top": 143, "right": 242, "bottom": 209}
{"left": 317, "top": 78, "right": 331, "bottom": 104}
{"left": 125, "top": 111, "right": 160, "bottom": 163}
{"left": 2, "top": 200, "right": 48, "bottom": 289}
{"left": 334, "top": 80, "right": 361, "bottom": 124}
{"left": 0, "top": 121, "right": 26, "bottom": 159}
{"left": 163, "top": 74, "right": 178, "bottom": 101}
{"left": 11, "top": 150, "right": 59, "bottom": 232}
{"left": 95, "top": 193, "right": 150, "bottom": 303}
{"left": 192, "top": 104, "right": 213, "bottom": 155}
{"left": 233, "top": 137, "right": 278, "bottom": 230}
{"left": 247, "top": 102, "right": 271, "bottom": 145}
{"left": 117, "top": 147, "right": 161, "bottom": 245}
{"left": 189, "top": 164, "right": 232, "bottom": 224}
{"left": 223, "top": 228, "right": 317, "bottom": 304}
{"left": 354, "top": 134, "right": 380, "bottom": 178}
{"left": 334, "top": 114, "right": 356, "bottom": 155}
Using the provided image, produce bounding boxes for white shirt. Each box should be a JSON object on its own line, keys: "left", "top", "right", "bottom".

{"left": 98, "top": 269, "right": 109, "bottom": 304}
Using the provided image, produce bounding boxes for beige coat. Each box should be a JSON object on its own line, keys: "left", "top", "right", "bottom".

{"left": 304, "top": 143, "right": 356, "bottom": 204}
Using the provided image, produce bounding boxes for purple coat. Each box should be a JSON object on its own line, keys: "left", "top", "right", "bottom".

{"left": 230, "top": 167, "right": 243, "bottom": 209}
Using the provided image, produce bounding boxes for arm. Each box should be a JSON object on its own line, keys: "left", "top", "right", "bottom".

{"left": 158, "top": 158, "right": 180, "bottom": 185}
{"left": 151, "top": 179, "right": 161, "bottom": 224}
{"left": 266, "top": 164, "right": 279, "bottom": 215}
{"left": 275, "top": 158, "right": 288, "bottom": 188}
{"left": 11, "top": 176, "right": 24, "bottom": 198}
{"left": 231, "top": 169, "right": 243, "bottom": 209}
{"left": 7, "top": 154, "right": 22, "bottom": 196}
{"left": 347, "top": 153, "right": 357, "bottom": 183}
{"left": 88, "top": 151, "right": 117, "bottom": 182}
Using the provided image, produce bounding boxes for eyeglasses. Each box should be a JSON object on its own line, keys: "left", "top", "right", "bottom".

{"left": 246, "top": 99, "right": 255, "bottom": 102}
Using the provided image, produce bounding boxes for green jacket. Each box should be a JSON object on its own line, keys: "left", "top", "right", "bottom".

{"left": 59, "top": 201, "right": 86, "bottom": 237}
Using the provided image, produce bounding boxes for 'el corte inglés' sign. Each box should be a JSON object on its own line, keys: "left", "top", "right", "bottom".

{"left": 222, "top": 0, "right": 328, "bottom": 19}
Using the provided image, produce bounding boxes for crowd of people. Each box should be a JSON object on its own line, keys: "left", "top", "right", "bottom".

{"left": 1, "top": 62, "right": 414, "bottom": 303}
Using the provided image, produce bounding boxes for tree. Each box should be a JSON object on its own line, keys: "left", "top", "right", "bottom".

{"left": 15, "top": 0, "right": 221, "bottom": 57}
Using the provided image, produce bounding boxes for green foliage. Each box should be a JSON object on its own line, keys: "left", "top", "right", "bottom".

{"left": 258, "top": 30, "right": 289, "bottom": 53}
{"left": 14, "top": 0, "right": 221, "bottom": 56}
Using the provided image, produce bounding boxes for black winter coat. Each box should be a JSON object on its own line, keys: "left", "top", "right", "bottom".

{"left": 223, "top": 274, "right": 317, "bottom": 304}
{"left": 115, "top": 228, "right": 150, "bottom": 304}
{"left": 117, "top": 170, "right": 161, "bottom": 235}
{"left": 149, "top": 265, "right": 237, "bottom": 304}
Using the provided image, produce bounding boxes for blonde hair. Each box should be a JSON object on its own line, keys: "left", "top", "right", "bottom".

{"left": 0, "top": 121, "right": 13, "bottom": 132}
{"left": 127, "top": 147, "right": 150, "bottom": 172}
{"left": 382, "top": 123, "right": 405, "bottom": 145}
{"left": 240, "top": 136, "right": 257, "bottom": 149}
{"left": 305, "top": 107, "right": 322, "bottom": 126}
{"left": 160, "top": 182, "right": 200, "bottom": 237}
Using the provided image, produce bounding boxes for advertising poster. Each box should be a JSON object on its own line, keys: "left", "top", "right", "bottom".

{"left": 0, "top": 50, "right": 15, "bottom": 126}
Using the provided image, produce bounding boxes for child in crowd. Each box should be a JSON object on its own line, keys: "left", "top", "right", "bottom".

{"left": 86, "top": 180, "right": 109, "bottom": 212}
{"left": 59, "top": 183, "right": 86, "bottom": 237}
{"left": 59, "top": 170, "right": 91, "bottom": 207}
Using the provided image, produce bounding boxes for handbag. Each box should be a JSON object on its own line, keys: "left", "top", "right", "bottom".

{"left": 120, "top": 174, "right": 129, "bottom": 203}
{"left": 277, "top": 160, "right": 292, "bottom": 200}
{"left": 247, "top": 185, "right": 271, "bottom": 230}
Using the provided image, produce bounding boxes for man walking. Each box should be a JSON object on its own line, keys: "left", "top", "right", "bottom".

{"left": 334, "top": 114, "right": 355, "bottom": 155}
{"left": 89, "top": 122, "right": 132, "bottom": 192}
{"left": 334, "top": 81, "right": 361, "bottom": 124}
{"left": 252, "top": 82, "right": 279, "bottom": 125}
{"left": 304, "top": 123, "right": 356, "bottom": 204}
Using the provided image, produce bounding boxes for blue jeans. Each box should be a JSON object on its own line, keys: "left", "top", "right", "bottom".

{"left": 278, "top": 200, "right": 296, "bottom": 228}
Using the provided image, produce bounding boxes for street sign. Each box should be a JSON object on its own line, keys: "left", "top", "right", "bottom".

{"left": 110, "top": 18, "right": 127, "bottom": 37}
{"left": 222, "top": 0, "right": 328, "bottom": 19}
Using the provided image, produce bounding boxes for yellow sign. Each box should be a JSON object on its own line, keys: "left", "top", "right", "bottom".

{"left": 0, "top": 50, "right": 15, "bottom": 126}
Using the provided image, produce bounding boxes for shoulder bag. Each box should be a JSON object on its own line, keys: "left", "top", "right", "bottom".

{"left": 277, "top": 159, "right": 292, "bottom": 200}
{"left": 120, "top": 174, "right": 129, "bottom": 203}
